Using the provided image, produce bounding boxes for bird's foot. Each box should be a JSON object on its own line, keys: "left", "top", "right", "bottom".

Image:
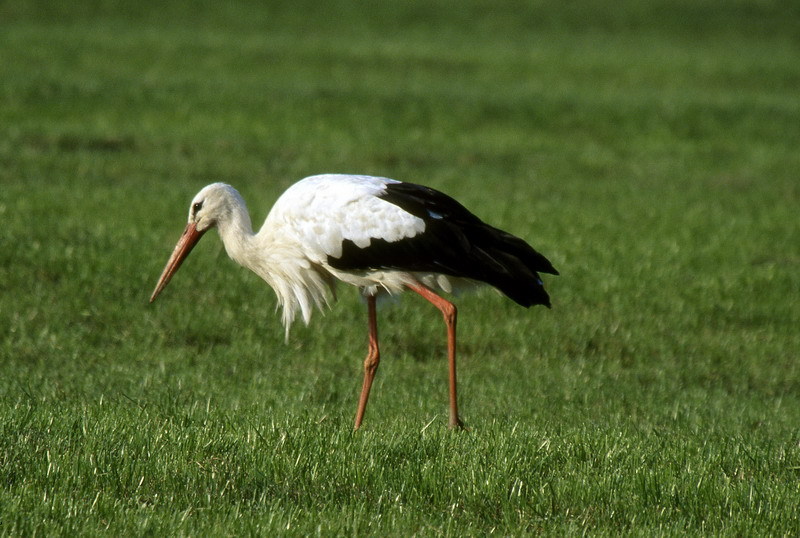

{"left": 448, "top": 416, "right": 468, "bottom": 431}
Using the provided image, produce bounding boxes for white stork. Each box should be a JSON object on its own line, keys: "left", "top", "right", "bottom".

{"left": 149, "top": 174, "right": 558, "bottom": 429}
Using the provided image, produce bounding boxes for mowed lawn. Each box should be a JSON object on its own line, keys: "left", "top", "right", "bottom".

{"left": 2, "top": 0, "right": 799, "bottom": 535}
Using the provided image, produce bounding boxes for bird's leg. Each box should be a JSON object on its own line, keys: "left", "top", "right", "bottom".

{"left": 407, "top": 283, "right": 465, "bottom": 429}
{"left": 354, "top": 294, "right": 380, "bottom": 430}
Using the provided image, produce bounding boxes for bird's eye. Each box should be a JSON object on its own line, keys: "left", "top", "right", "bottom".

{"left": 192, "top": 201, "right": 203, "bottom": 214}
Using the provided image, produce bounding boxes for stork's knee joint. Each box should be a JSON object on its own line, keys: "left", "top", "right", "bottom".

{"left": 363, "top": 349, "right": 380, "bottom": 373}
{"left": 442, "top": 303, "right": 457, "bottom": 325}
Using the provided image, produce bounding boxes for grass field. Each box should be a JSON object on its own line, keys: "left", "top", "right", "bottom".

{"left": 2, "top": 0, "right": 800, "bottom": 534}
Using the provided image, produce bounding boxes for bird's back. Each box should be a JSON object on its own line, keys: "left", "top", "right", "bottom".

{"left": 262, "top": 174, "right": 427, "bottom": 262}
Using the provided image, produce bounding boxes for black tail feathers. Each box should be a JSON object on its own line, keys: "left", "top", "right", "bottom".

{"left": 456, "top": 224, "right": 558, "bottom": 308}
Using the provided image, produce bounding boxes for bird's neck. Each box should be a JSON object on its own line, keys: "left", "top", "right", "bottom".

{"left": 217, "top": 205, "right": 255, "bottom": 269}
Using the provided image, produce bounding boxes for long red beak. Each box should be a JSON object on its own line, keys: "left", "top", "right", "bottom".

{"left": 150, "top": 222, "right": 207, "bottom": 303}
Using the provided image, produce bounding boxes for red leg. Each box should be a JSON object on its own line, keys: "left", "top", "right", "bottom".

{"left": 354, "top": 294, "right": 380, "bottom": 430}
{"left": 407, "top": 283, "right": 465, "bottom": 429}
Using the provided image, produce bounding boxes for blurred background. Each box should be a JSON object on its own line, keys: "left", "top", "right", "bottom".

{"left": 1, "top": 0, "right": 799, "bottom": 533}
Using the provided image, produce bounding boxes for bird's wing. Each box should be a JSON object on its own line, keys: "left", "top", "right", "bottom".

{"left": 327, "top": 180, "right": 559, "bottom": 308}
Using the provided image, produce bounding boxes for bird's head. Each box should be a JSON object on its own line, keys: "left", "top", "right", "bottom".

{"left": 187, "top": 182, "right": 244, "bottom": 233}
{"left": 149, "top": 183, "right": 244, "bottom": 303}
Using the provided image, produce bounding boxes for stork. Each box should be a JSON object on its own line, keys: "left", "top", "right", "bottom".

{"left": 149, "top": 174, "right": 558, "bottom": 429}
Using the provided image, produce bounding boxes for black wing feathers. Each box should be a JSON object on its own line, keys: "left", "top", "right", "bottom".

{"left": 327, "top": 182, "right": 558, "bottom": 308}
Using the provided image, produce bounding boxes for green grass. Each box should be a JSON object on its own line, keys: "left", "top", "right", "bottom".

{"left": 2, "top": 0, "right": 800, "bottom": 534}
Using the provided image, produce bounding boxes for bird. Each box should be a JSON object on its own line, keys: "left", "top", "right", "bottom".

{"left": 149, "top": 174, "right": 558, "bottom": 429}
